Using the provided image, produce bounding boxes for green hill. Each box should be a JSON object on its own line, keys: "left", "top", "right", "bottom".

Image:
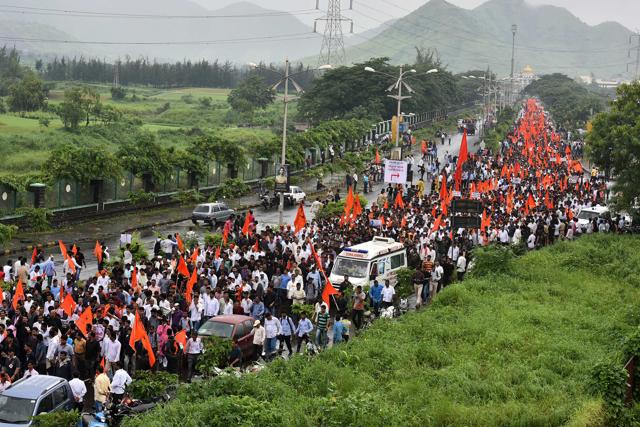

{"left": 122, "top": 234, "right": 640, "bottom": 426}
{"left": 345, "top": 0, "right": 632, "bottom": 78}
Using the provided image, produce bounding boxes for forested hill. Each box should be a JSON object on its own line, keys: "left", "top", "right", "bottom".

{"left": 345, "top": 0, "right": 633, "bottom": 78}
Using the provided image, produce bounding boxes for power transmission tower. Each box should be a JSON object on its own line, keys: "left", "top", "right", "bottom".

{"left": 628, "top": 31, "right": 640, "bottom": 81}
{"left": 314, "top": 0, "right": 353, "bottom": 67}
{"left": 509, "top": 24, "right": 517, "bottom": 104}
{"left": 113, "top": 58, "right": 120, "bottom": 88}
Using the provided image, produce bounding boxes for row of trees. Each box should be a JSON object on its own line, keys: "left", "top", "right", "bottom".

{"left": 524, "top": 73, "right": 605, "bottom": 130}
{"left": 38, "top": 55, "right": 316, "bottom": 89}
{"left": 297, "top": 50, "right": 483, "bottom": 124}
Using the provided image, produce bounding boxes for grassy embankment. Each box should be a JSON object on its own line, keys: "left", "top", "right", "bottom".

{"left": 122, "top": 234, "right": 640, "bottom": 427}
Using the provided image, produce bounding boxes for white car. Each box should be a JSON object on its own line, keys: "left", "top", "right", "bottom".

{"left": 576, "top": 205, "right": 609, "bottom": 231}
{"left": 284, "top": 186, "right": 306, "bottom": 206}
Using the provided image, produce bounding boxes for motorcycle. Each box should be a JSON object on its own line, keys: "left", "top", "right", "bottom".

{"left": 79, "top": 392, "right": 172, "bottom": 427}
{"left": 260, "top": 191, "right": 279, "bottom": 210}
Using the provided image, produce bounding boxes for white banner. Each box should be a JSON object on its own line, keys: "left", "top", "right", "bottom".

{"left": 384, "top": 160, "right": 408, "bottom": 184}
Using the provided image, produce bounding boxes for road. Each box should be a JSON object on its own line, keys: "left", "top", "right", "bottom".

{"left": 6, "top": 131, "right": 475, "bottom": 281}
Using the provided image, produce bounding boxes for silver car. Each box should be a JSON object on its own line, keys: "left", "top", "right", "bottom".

{"left": 192, "top": 202, "right": 234, "bottom": 226}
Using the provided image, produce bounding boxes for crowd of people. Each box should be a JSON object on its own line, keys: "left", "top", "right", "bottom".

{"left": 0, "top": 99, "right": 622, "bottom": 413}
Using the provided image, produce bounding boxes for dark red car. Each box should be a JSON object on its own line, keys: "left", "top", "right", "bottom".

{"left": 197, "top": 315, "right": 256, "bottom": 361}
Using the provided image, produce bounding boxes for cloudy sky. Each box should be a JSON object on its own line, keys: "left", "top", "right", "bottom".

{"left": 194, "top": 0, "right": 638, "bottom": 33}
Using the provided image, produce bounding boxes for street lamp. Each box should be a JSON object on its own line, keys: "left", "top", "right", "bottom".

{"left": 365, "top": 66, "right": 438, "bottom": 146}
{"left": 248, "top": 60, "right": 331, "bottom": 226}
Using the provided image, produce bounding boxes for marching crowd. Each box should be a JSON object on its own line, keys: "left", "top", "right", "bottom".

{"left": 0, "top": 99, "right": 621, "bottom": 412}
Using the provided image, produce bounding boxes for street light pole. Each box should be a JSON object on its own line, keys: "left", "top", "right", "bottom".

{"left": 394, "top": 65, "right": 403, "bottom": 147}
{"left": 510, "top": 24, "right": 517, "bottom": 105}
{"left": 278, "top": 59, "right": 290, "bottom": 227}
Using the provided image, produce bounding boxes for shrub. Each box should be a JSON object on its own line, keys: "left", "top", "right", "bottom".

{"left": 0, "top": 223, "right": 18, "bottom": 246}
{"left": 395, "top": 267, "right": 415, "bottom": 299}
{"left": 210, "top": 178, "right": 250, "bottom": 201}
{"left": 204, "top": 233, "right": 224, "bottom": 247}
{"left": 15, "top": 207, "right": 51, "bottom": 232}
{"left": 31, "top": 410, "right": 79, "bottom": 427}
{"left": 587, "top": 360, "right": 628, "bottom": 424}
{"left": 197, "top": 336, "right": 232, "bottom": 377}
{"left": 128, "top": 190, "right": 155, "bottom": 206}
{"left": 291, "top": 303, "right": 314, "bottom": 318}
{"left": 315, "top": 195, "right": 368, "bottom": 221}
{"left": 118, "top": 232, "right": 149, "bottom": 262}
{"left": 470, "top": 244, "right": 514, "bottom": 277}
{"left": 172, "top": 189, "right": 205, "bottom": 205}
{"left": 129, "top": 371, "right": 178, "bottom": 400}
{"left": 38, "top": 117, "right": 50, "bottom": 127}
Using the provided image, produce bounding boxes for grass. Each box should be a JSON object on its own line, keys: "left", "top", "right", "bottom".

{"left": 122, "top": 234, "right": 640, "bottom": 427}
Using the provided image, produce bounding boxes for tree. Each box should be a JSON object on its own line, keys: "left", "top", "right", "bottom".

{"left": 57, "top": 86, "right": 102, "bottom": 130}
{"left": 8, "top": 72, "right": 47, "bottom": 112}
{"left": 191, "top": 135, "right": 246, "bottom": 179}
{"left": 110, "top": 86, "right": 127, "bottom": 100}
{"left": 45, "top": 143, "right": 122, "bottom": 183}
{"left": 227, "top": 76, "right": 275, "bottom": 114}
{"left": 586, "top": 82, "right": 640, "bottom": 214}
{"left": 117, "top": 135, "right": 172, "bottom": 190}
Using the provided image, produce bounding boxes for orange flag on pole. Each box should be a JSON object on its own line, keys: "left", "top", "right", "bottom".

{"left": 61, "top": 293, "right": 77, "bottom": 317}
{"left": 131, "top": 266, "right": 138, "bottom": 289}
{"left": 67, "top": 256, "right": 76, "bottom": 274}
{"left": 375, "top": 149, "right": 381, "bottom": 164}
{"left": 293, "top": 203, "right": 307, "bottom": 233}
{"left": 353, "top": 194, "right": 363, "bottom": 217}
{"left": 215, "top": 246, "right": 221, "bottom": 259}
{"left": 12, "top": 278, "right": 24, "bottom": 310}
{"left": 185, "top": 268, "right": 197, "bottom": 304}
{"left": 75, "top": 307, "right": 93, "bottom": 337}
{"left": 130, "top": 311, "right": 156, "bottom": 367}
{"left": 454, "top": 129, "right": 469, "bottom": 191}
{"left": 190, "top": 247, "right": 199, "bottom": 264}
{"left": 321, "top": 281, "right": 339, "bottom": 307}
{"left": 241, "top": 213, "right": 253, "bottom": 237}
{"left": 175, "top": 234, "right": 185, "bottom": 253}
{"left": 93, "top": 241, "right": 102, "bottom": 264}
{"left": 175, "top": 330, "right": 187, "bottom": 349}
{"left": 71, "top": 244, "right": 78, "bottom": 256}
{"left": 430, "top": 214, "right": 443, "bottom": 233}
{"left": 58, "top": 240, "right": 68, "bottom": 260}
{"left": 394, "top": 191, "right": 405, "bottom": 209}
{"left": 177, "top": 256, "right": 189, "bottom": 277}
{"left": 31, "top": 247, "right": 38, "bottom": 265}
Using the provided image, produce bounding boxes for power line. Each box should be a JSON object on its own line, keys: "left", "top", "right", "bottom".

{"left": 315, "top": 0, "right": 353, "bottom": 66}
{"left": 0, "top": 33, "right": 321, "bottom": 46}
{"left": 0, "top": 4, "right": 320, "bottom": 19}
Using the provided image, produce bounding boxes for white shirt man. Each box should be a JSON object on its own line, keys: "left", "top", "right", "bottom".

{"left": 186, "top": 336, "right": 203, "bottom": 355}
{"left": 456, "top": 255, "right": 467, "bottom": 273}
{"left": 381, "top": 284, "right": 395, "bottom": 304}
{"left": 203, "top": 293, "right": 219, "bottom": 318}
{"left": 69, "top": 375, "right": 87, "bottom": 404}
{"left": 527, "top": 233, "right": 536, "bottom": 249}
{"left": 102, "top": 335, "right": 121, "bottom": 364}
{"left": 111, "top": 367, "right": 132, "bottom": 395}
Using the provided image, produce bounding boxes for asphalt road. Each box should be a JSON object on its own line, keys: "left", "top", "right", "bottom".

{"left": 8, "top": 131, "right": 475, "bottom": 282}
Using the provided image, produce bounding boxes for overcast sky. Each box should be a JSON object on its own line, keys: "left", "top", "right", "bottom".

{"left": 194, "top": 0, "right": 638, "bottom": 33}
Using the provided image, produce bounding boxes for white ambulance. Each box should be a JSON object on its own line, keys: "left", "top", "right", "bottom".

{"left": 329, "top": 237, "right": 407, "bottom": 288}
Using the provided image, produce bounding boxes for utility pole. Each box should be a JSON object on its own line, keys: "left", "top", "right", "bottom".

{"left": 315, "top": 0, "right": 353, "bottom": 67}
{"left": 113, "top": 58, "right": 120, "bottom": 88}
{"left": 279, "top": 59, "right": 290, "bottom": 227}
{"left": 510, "top": 24, "right": 517, "bottom": 104}
{"left": 628, "top": 31, "right": 640, "bottom": 81}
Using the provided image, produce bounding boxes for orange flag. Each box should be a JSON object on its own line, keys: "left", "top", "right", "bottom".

{"left": 100, "top": 356, "right": 105, "bottom": 371}
{"left": 130, "top": 311, "right": 156, "bottom": 367}
{"left": 321, "top": 281, "right": 339, "bottom": 307}
{"left": 31, "top": 247, "right": 38, "bottom": 265}
{"left": 222, "top": 222, "right": 230, "bottom": 246}
{"left": 421, "top": 140, "right": 427, "bottom": 155}
{"left": 12, "top": 278, "right": 24, "bottom": 310}
{"left": 75, "top": 307, "right": 93, "bottom": 337}
{"left": 383, "top": 199, "right": 388, "bottom": 210}
{"left": 215, "top": 246, "right": 221, "bottom": 259}
{"left": 177, "top": 257, "right": 189, "bottom": 277}
{"left": 241, "top": 213, "right": 253, "bottom": 237}
{"left": 71, "top": 244, "right": 78, "bottom": 256}
{"left": 131, "top": 266, "right": 138, "bottom": 289}
{"left": 190, "top": 247, "right": 199, "bottom": 264}
{"left": 176, "top": 234, "right": 185, "bottom": 253}
{"left": 58, "top": 240, "right": 68, "bottom": 260}
{"left": 252, "top": 239, "right": 259, "bottom": 252}
{"left": 394, "top": 191, "right": 405, "bottom": 209}
{"left": 175, "top": 330, "right": 187, "bottom": 349}
{"left": 375, "top": 149, "right": 381, "bottom": 164}
{"left": 454, "top": 129, "right": 469, "bottom": 191}
{"left": 185, "top": 268, "right": 197, "bottom": 304}
{"left": 431, "top": 214, "right": 443, "bottom": 233}
{"left": 61, "top": 293, "right": 77, "bottom": 317}
{"left": 353, "top": 194, "right": 363, "bottom": 217}
{"left": 293, "top": 203, "right": 307, "bottom": 233}
{"left": 93, "top": 241, "right": 103, "bottom": 264}
{"left": 67, "top": 256, "right": 76, "bottom": 274}
{"left": 527, "top": 193, "right": 537, "bottom": 210}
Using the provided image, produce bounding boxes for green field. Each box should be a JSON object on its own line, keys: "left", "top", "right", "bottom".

{"left": 123, "top": 234, "right": 640, "bottom": 427}
{"left": 0, "top": 82, "right": 291, "bottom": 178}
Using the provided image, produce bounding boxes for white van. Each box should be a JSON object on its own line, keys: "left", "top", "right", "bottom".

{"left": 329, "top": 237, "right": 407, "bottom": 288}
{"left": 577, "top": 205, "right": 609, "bottom": 231}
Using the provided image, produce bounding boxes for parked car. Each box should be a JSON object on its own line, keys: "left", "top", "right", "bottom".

{"left": 198, "top": 315, "right": 255, "bottom": 361}
{"left": 0, "top": 375, "right": 73, "bottom": 426}
{"left": 283, "top": 186, "right": 306, "bottom": 206}
{"left": 191, "top": 202, "right": 234, "bottom": 226}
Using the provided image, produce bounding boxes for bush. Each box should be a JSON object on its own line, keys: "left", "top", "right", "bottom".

{"left": 38, "top": 117, "right": 50, "bottom": 127}
{"left": 470, "top": 244, "right": 514, "bottom": 277}
{"left": 395, "top": 267, "right": 415, "bottom": 299}
{"left": 204, "top": 233, "right": 224, "bottom": 247}
{"left": 31, "top": 410, "right": 79, "bottom": 427}
{"left": 315, "top": 195, "right": 368, "bottom": 221}
{"left": 111, "top": 86, "right": 127, "bottom": 100}
{"left": 197, "top": 336, "right": 232, "bottom": 377}
{"left": 118, "top": 232, "right": 149, "bottom": 262}
{"left": 129, "top": 371, "right": 178, "bottom": 400}
{"left": 210, "top": 178, "right": 250, "bottom": 201}
{"left": 587, "top": 360, "right": 628, "bottom": 424}
{"left": 291, "top": 303, "right": 314, "bottom": 318}
{"left": 172, "top": 189, "right": 205, "bottom": 205}
{"left": 15, "top": 207, "right": 51, "bottom": 232}
{"left": 0, "top": 223, "right": 18, "bottom": 246}
{"left": 128, "top": 190, "right": 155, "bottom": 206}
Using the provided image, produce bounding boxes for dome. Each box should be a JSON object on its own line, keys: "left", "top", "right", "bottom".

{"left": 522, "top": 65, "right": 534, "bottom": 74}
